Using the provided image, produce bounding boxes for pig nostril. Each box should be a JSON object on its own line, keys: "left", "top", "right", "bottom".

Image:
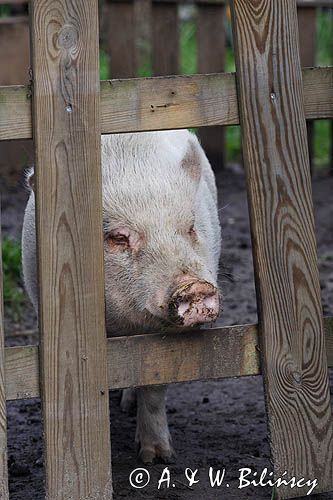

{"left": 169, "top": 280, "right": 220, "bottom": 327}
{"left": 178, "top": 301, "right": 191, "bottom": 317}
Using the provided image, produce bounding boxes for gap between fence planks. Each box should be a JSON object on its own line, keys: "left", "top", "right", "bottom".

{"left": 30, "top": 0, "right": 112, "bottom": 499}
{"left": 0, "top": 208, "right": 9, "bottom": 499}
{"left": 0, "top": 66, "right": 332, "bottom": 142}
{"left": 197, "top": 0, "right": 226, "bottom": 168}
{"left": 4, "top": 316, "right": 333, "bottom": 401}
{"left": 231, "top": 0, "right": 333, "bottom": 498}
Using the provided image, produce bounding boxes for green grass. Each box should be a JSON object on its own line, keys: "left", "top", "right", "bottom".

{"left": 180, "top": 18, "right": 197, "bottom": 75}
{"left": 1, "top": 237, "right": 25, "bottom": 318}
{"left": 100, "top": 50, "right": 110, "bottom": 81}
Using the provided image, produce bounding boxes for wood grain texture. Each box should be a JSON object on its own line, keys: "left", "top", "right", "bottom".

{"left": 4, "top": 317, "right": 333, "bottom": 401}
{"left": 152, "top": 1, "right": 179, "bottom": 76}
{"left": 0, "top": 66, "right": 332, "bottom": 141}
{"left": 231, "top": 1, "right": 333, "bottom": 498}
{"left": 197, "top": 2, "right": 226, "bottom": 169}
{"left": 0, "top": 207, "right": 9, "bottom": 498}
{"left": 107, "top": 0, "right": 137, "bottom": 78}
{"left": 30, "top": 1, "right": 112, "bottom": 499}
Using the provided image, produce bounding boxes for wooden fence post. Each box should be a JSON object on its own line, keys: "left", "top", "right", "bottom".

{"left": 0, "top": 206, "right": 8, "bottom": 500}
{"left": 30, "top": 1, "right": 112, "bottom": 499}
{"left": 230, "top": 0, "right": 333, "bottom": 498}
{"left": 152, "top": 0, "right": 179, "bottom": 76}
{"left": 197, "top": 0, "right": 226, "bottom": 169}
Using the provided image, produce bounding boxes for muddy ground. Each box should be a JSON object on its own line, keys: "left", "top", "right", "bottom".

{"left": 1, "top": 148, "right": 333, "bottom": 500}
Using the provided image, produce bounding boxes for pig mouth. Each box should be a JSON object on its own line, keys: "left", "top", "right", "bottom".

{"left": 168, "top": 280, "right": 221, "bottom": 327}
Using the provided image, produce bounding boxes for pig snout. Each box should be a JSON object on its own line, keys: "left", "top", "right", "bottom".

{"left": 169, "top": 280, "right": 220, "bottom": 327}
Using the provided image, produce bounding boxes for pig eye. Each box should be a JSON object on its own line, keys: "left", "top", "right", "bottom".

{"left": 105, "top": 231, "right": 130, "bottom": 250}
{"left": 188, "top": 224, "right": 196, "bottom": 237}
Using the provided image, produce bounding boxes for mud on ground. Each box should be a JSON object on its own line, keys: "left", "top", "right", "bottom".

{"left": 1, "top": 164, "right": 333, "bottom": 500}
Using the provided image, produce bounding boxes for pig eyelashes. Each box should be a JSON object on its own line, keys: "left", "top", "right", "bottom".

{"left": 188, "top": 224, "right": 198, "bottom": 243}
{"left": 104, "top": 227, "right": 144, "bottom": 253}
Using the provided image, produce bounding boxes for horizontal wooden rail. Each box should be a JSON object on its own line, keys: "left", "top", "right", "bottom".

{"left": 4, "top": 316, "right": 333, "bottom": 401}
{"left": 0, "top": 16, "right": 28, "bottom": 25}
{"left": 145, "top": 0, "right": 333, "bottom": 5}
{"left": 0, "top": 67, "right": 332, "bottom": 142}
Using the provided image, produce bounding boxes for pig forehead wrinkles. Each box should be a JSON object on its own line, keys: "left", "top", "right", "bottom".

{"left": 102, "top": 211, "right": 194, "bottom": 234}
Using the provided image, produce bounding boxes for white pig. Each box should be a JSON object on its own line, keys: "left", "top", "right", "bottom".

{"left": 22, "top": 129, "right": 222, "bottom": 464}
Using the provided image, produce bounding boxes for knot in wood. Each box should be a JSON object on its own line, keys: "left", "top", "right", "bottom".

{"left": 58, "top": 25, "right": 78, "bottom": 50}
{"left": 292, "top": 371, "right": 302, "bottom": 385}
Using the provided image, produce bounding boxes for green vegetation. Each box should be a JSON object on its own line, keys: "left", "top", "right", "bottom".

{"left": 0, "top": 5, "right": 10, "bottom": 17}
{"left": 1, "top": 237, "right": 25, "bottom": 318}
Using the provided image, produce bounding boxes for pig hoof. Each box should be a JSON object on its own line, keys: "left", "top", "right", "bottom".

{"left": 137, "top": 443, "right": 175, "bottom": 465}
{"left": 120, "top": 388, "right": 137, "bottom": 415}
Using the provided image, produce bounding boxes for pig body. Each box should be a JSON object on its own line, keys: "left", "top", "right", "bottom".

{"left": 22, "top": 129, "right": 221, "bottom": 463}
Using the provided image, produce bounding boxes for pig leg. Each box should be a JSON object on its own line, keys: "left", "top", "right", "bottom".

{"left": 136, "top": 386, "right": 174, "bottom": 464}
{"left": 120, "top": 388, "right": 137, "bottom": 414}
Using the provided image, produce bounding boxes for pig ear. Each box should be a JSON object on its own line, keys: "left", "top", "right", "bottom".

{"left": 25, "top": 167, "right": 35, "bottom": 191}
{"left": 181, "top": 138, "right": 202, "bottom": 183}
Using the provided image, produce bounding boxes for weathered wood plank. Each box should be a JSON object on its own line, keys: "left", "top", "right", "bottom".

{"left": 298, "top": 6, "right": 316, "bottom": 170}
{"left": 106, "top": 0, "right": 137, "bottom": 78}
{"left": 0, "top": 19, "right": 29, "bottom": 85}
{"left": 0, "top": 0, "right": 27, "bottom": 4}
{"left": 4, "top": 317, "right": 333, "bottom": 401}
{"left": 104, "top": 0, "right": 333, "bottom": 5}
{"left": 297, "top": 0, "right": 333, "bottom": 6}
{"left": 0, "top": 206, "right": 9, "bottom": 499}
{"left": 231, "top": 1, "right": 333, "bottom": 498}
{"left": 0, "top": 67, "right": 332, "bottom": 141}
{"left": 197, "top": 1, "right": 226, "bottom": 169}
{"left": 30, "top": 1, "right": 112, "bottom": 499}
{"left": 152, "top": 1, "right": 179, "bottom": 76}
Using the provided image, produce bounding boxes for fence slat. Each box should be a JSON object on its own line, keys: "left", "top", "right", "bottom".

{"left": 298, "top": 6, "right": 317, "bottom": 170}
{"left": 106, "top": 0, "right": 137, "bottom": 78}
{"left": 152, "top": 1, "right": 179, "bottom": 76}
{"left": 4, "top": 316, "right": 333, "bottom": 401}
{"left": 198, "top": 2, "right": 226, "bottom": 169}
{"left": 231, "top": 1, "right": 333, "bottom": 498}
{"left": 0, "top": 205, "right": 9, "bottom": 500}
{"left": 30, "top": 1, "right": 112, "bottom": 499}
{"left": 0, "top": 66, "right": 332, "bottom": 141}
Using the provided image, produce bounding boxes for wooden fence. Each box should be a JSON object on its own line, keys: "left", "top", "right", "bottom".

{"left": 102, "top": 0, "right": 333, "bottom": 169}
{"left": 0, "top": 0, "right": 333, "bottom": 499}
{"left": 0, "top": 0, "right": 332, "bottom": 171}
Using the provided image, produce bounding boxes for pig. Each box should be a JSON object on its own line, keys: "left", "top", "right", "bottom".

{"left": 21, "top": 129, "right": 222, "bottom": 464}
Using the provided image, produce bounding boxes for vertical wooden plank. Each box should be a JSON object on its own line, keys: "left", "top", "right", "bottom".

{"left": 230, "top": 1, "right": 333, "bottom": 498}
{"left": 197, "top": 1, "right": 226, "bottom": 169}
{"left": 0, "top": 18, "right": 32, "bottom": 189}
{"left": 298, "top": 6, "right": 316, "bottom": 171}
{"left": 30, "top": 1, "right": 112, "bottom": 499}
{"left": 152, "top": 1, "right": 179, "bottom": 76}
{"left": 0, "top": 19, "right": 30, "bottom": 85}
{"left": 107, "top": 0, "right": 137, "bottom": 78}
{"left": 0, "top": 205, "right": 9, "bottom": 500}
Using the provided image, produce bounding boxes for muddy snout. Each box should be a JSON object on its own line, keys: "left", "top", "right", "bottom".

{"left": 169, "top": 280, "right": 220, "bottom": 327}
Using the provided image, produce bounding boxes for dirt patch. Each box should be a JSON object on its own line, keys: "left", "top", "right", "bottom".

{"left": 2, "top": 165, "right": 333, "bottom": 499}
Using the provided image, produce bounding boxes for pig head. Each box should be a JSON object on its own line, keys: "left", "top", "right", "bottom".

{"left": 101, "top": 130, "right": 222, "bottom": 334}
